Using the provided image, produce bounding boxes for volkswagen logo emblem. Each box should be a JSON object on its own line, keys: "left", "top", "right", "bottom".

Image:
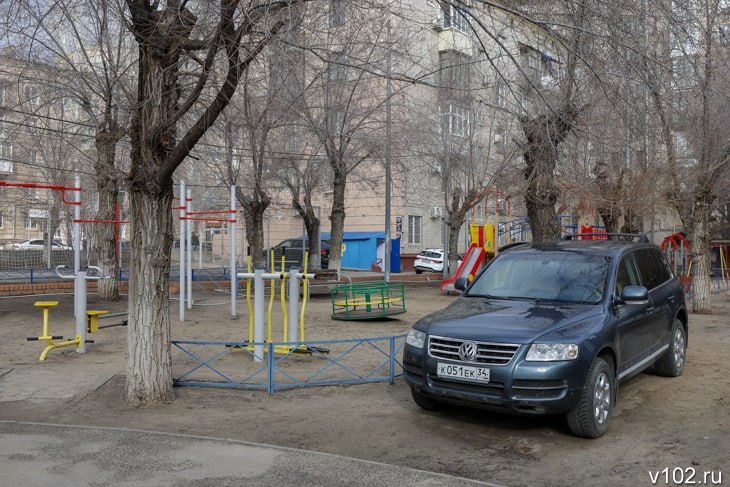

{"left": 458, "top": 341, "right": 478, "bottom": 361}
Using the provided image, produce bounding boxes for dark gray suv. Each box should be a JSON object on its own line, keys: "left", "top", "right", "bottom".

{"left": 403, "top": 234, "right": 688, "bottom": 438}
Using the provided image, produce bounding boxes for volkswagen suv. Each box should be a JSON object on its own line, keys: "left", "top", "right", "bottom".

{"left": 403, "top": 234, "right": 688, "bottom": 438}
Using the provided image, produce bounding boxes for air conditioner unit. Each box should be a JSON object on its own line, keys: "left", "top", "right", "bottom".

{"left": 430, "top": 207, "right": 443, "bottom": 219}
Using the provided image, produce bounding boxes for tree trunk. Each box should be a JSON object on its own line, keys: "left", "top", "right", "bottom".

{"left": 328, "top": 169, "right": 347, "bottom": 275}
{"left": 691, "top": 199, "right": 712, "bottom": 314}
{"left": 240, "top": 200, "right": 268, "bottom": 269}
{"left": 125, "top": 187, "right": 175, "bottom": 406}
{"left": 520, "top": 110, "right": 575, "bottom": 243}
{"left": 96, "top": 132, "right": 120, "bottom": 301}
{"left": 524, "top": 150, "right": 560, "bottom": 242}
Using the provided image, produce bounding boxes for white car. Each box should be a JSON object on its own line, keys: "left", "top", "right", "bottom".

{"left": 12, "top": 239, "right": 72, "bottom": 251}
{"left": 414, "top": 249, "right": 462, "bottom": 274}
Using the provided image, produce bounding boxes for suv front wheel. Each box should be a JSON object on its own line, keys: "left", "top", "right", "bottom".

{"left": 654, "top": 319, "right": 687, "bottom": 377}
{"left": 567, "top": 357, "right": 614, "bottom": 438}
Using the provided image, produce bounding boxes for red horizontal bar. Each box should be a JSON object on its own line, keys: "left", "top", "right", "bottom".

{"left": 75, "top": 219, "right": 129, "bottom": 224}
{"left": 186, "top": 209, "right": 237, "bottom": 215}
{"left": 180, "top": 217, "right": 237, "bottom": 223}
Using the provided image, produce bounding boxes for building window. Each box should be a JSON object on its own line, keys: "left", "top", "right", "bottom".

{"left": 408, "top": 215, "right": 422, "bottom": 245}
{"left": 24, "top": 84, "right": 40, "bottom": 107}
{"left": 496, "top": 82, "right": 508, "bottom": 108}
{"left": 330, "top": 0, "right": 347, "bottom": 27}
{"left": 328, "top": 52, "right": 348, "bottom": 81}
{"left": 441, "top": 103, "right": 470, "bottom": 137}
{"left": 435, "top": 1, "right": 471, "bottom": 34}
{"left": 0, "top": 212, "right": 4, "bottom": 229}
{"left": 672, "top": 56, "right": 697, "bottom": 90}
{"left": 0, "top": 84, "right": 6, "bottom": 106}
{"left": 0, "top": 133, "right": 12, "bottom": 174}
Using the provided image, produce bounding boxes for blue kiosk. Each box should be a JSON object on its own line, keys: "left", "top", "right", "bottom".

{"left": 320, "top": 231, "right": 401, "bottom": 273}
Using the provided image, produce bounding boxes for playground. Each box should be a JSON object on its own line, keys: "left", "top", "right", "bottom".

{"left": 1, "top": 282, "right": 729, "bottom": 486}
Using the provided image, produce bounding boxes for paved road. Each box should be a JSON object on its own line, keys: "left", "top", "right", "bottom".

{"left": 1, "top": 421, "right": 505, "bottom": 487}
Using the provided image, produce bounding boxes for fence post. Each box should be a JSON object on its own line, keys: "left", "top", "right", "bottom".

{"left": 267, "top": 342, "right": 275, "bottom": 394}
{"left": 389, "top": 336, "right": 395, "bottom": 384}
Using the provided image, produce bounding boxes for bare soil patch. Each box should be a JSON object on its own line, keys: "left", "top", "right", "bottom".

{"left": 1, "top": 283, "right": 728, "bottom": 486}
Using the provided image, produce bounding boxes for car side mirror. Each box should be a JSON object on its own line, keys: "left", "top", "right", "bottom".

{"left": 619, "top": 285, "right": 650, "bottom": 305}
{"left": 454, "top": 277, "right": 468, "bottom": 292}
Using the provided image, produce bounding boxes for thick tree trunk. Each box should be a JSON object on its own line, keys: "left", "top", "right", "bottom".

{"left": 125, "top": 188, "right": 175, "bottom": 405}
{"left": 520, "top": 110, "right": 575, "bottom": 243}
{"left": 691, "top": 200, "right": 712, "bottom": 314}
{"left": 328, "top": 170, "right": 347, "bottom": 275}
{"left": 241, "top": 201, "right": 268, "bottom": 269}
{"left": 524, "top": 152, "right": 561, "bottom": 242}
{"left": 96, "top": 133, "right": 120, "bottom": 301}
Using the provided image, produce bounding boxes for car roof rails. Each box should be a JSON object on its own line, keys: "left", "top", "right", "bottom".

{"left": 561, "top": 233, "right": 650, "bottom": 243}
{"left": 498, "top": 241, "right": 530, "bottom": 252}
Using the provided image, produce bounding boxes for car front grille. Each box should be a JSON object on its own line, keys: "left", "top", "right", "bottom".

{"left": 428, "top": 336, "right": 520, "bottom": 366}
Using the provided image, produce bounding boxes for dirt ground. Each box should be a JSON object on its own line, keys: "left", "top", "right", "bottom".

{"left": 1, "top": 282, "right": 728, "bottom": 487}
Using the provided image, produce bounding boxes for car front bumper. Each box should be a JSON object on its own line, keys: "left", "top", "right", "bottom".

{"left": 403, "top": 344, "right": 586, "bottom": 415}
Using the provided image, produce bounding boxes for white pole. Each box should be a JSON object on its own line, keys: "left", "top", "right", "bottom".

{"left": 230, "top": 185, "right": 237, "bottom": 317}
{"left": 287, "top": 270, "right": 299, "bottom": 343}
{"left": 253, "top": 269, "right": 265, "bottom": 362}
{"left": 73, "top": 175, "right": 81, "bottom": 319}
{"left": 186, "top": 188, "right": 193, "bottom": 310}
{"left": 75, "top": 270, "right": 87, "bottom": 353}
{"left": 179, "top": 181, "right": 185, "bottom": 322}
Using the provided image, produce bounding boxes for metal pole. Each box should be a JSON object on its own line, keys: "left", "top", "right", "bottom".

{"left": 74, "top": 175, "right": 81, "bottom": 318}
{"left": 186, "top": 188, "right": 193, "bottom": 310}
{"left": 179, "top": 181, "right": 185, "bottom": 322}
{"left": 384, "top": 5, "right": 392, "bottom": 283}
{"left": 253, "top": 269, "right": 265, "bottom": 362}
{"left": 288, "top": 269, "right": 299, "bottom": 343}
{"left": 230, "top": 185, "right": 237, "bottom": 317}
{"left": 75, "top": 270, "right": 87, "bottom": 353}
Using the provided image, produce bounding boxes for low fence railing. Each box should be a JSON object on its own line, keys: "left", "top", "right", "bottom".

{"left": 172, "top": 334, "right": 407, "bottom": 393}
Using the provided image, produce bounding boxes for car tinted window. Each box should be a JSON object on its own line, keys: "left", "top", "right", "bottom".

{"left": 635, "top": 248, "right": 671, "bottom": 290}
{"left": 467, "top": 251, "right": 609, "bottom": 303}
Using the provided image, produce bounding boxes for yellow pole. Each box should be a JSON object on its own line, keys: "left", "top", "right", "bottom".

{"left": 280, "top": 256, "right": 288, "bottom": 342}
{"left": 300, "top": 251, "right": 309, "bottom": 341}
{"left": 267, "top": 250, "right": 276, "bottom": 343}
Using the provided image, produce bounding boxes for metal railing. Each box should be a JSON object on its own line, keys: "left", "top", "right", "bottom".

{"left": 172, "top": 334, "right": 407, "bottom": 393}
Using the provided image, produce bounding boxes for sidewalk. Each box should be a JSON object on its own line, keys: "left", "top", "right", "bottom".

{"left": 0, "top": 421, "right": 504, "bottom": 487}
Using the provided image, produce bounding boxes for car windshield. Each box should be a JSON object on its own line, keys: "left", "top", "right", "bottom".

{"left": 466, "top": 251, "right": 609, "bottom": 304}
{"left": 418, "top": 251, "right": 441, "bottom": 259}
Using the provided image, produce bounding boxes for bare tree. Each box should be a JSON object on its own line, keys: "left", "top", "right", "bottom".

{"left": 4, "top": 0, "right": 135, "bottom": 300}
{"left": 121, "top": 0, "right": 295, "bottom": 405}
{"left": 645, "top": 0, "right": 730, "bottom": 313}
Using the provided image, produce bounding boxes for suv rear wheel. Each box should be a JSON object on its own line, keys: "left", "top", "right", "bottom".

{"left": 567, "top": 357, "right": 614, "bottom": 438}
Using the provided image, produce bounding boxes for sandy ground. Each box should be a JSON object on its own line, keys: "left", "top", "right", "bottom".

{"left": 0, "top": 282, "right": 728, "bottom": 487}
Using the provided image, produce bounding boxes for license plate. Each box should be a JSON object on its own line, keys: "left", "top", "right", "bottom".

{"left": 437, "top": 362, "right": 490, "bottom": 383}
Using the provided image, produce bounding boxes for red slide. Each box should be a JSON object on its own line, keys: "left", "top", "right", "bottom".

{"left": 440, "top": 244, "right": 487, "bottom": 293}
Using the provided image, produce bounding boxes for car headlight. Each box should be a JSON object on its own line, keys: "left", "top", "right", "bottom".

{"left": 526, "top": 343, "right": 579, "bottom": 361}
{"left": 406, "top": 329, "right": 426, "bottom": 349}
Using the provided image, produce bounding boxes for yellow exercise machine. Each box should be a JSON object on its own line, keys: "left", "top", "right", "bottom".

{"left": 26, "top": 301, "right": 86, "bottom": 362}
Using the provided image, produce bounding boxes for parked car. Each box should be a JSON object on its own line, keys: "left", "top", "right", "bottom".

{"left": 271, "top": 236, "right": 329, "bottom": 269}
{"left": 403, "top": 234, "right": 688, "bottom": 438}
{"left": 414, "top": 249, "right": 462, "bottom": 274}
{"left": 12, "top": 239, "right": 72, "bottom": 251}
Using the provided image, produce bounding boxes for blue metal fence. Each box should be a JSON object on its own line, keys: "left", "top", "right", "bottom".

{"left": 172, "top": 334, "right": 407, "bottom": 393}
